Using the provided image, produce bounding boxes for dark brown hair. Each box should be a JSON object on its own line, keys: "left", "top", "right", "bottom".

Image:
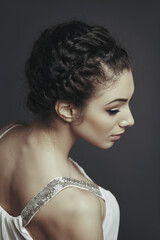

{"left": 25, "top": 20, "right": 131, "bottom": 120}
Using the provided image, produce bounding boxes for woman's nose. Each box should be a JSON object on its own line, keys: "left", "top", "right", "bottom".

{"left": 119, "top": 109, "right": 135, "bottom": 128}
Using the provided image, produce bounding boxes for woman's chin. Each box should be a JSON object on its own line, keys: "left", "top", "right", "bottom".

{"left": 94, "top": 140, "right": 115, "bottom": 149}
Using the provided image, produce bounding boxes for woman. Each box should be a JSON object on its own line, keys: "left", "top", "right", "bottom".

{"left": 0, "top": 20, "right": 134, "bottom": 240}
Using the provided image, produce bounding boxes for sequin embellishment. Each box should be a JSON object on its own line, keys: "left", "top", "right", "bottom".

{"left": 21, "top": 176, "right": 103, "bottom": 227}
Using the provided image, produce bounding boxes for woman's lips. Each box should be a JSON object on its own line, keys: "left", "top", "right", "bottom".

{"left": 110, "top": 132, "right": 124, "bottom": 140}
{"left": 110, "top": 135, "right": 121, "bottom": 140}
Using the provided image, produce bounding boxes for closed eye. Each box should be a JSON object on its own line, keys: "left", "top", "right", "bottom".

{"left": 107, "top": 109, "right": 120, "bottom": 115}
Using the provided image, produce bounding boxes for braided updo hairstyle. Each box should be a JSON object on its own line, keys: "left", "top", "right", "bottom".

{"left": 25, "top": 20, "right": 131, "bottom": 120}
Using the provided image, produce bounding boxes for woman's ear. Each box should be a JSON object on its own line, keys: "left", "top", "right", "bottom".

{"left": 55, "top": 100, "right": 77, "bottom": 122}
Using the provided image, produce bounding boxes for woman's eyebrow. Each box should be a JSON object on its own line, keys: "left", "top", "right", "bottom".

{"left": 106, "top": 98, "right": 128, "bottom": 105}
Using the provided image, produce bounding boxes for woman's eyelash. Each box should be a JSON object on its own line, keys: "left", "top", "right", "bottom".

{"left": 107, "top": 109, "right": 120, "bottom": 115}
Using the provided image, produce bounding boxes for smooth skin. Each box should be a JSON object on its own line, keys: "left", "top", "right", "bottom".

{"left": 0, "top": 69, "right": 134, "bottom": 240}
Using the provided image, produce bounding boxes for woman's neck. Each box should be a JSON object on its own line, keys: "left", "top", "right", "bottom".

{"left": 27, "top": 118, "right": 79, "bottom": 162}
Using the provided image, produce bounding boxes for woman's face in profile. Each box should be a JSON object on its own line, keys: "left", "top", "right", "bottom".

{"left": 71, "top": 69, "right": 135, "bottom": 149}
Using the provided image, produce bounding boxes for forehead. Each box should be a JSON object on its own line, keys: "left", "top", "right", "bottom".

{"left": 90, "top": 70, "right": 134, "bottom": 105}
{"left": 107, "top": 70, "right": 134, "bottom": 98}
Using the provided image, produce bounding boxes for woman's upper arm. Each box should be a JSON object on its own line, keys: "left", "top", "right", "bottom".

{"left": 60, "top": 193, "right": 103, "bottom": 240}
{"left": 42, "top": 187, "right": 103, "bottom": 240}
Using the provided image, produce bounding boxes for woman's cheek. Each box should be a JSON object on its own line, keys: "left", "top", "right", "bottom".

{"left": 92, "top": 112, "right": 114, "bottom": 132}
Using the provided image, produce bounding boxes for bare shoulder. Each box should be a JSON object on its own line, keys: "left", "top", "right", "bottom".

{"left": 34, "top": 187, "right": 103, "bottom": 240}
{"left": 0, "top": 123, "right": 26, "bottom": 151}
{"left": 0, "top": 123, "right": 24, "bottom": 167}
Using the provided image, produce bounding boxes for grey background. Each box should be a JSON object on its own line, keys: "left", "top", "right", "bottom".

{"left": 0, "top": 0, "right": 159, "bottom": 239}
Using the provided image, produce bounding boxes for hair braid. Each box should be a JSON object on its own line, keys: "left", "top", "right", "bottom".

{"left": 25, "top": 20, "right": 131, "bottom": 120}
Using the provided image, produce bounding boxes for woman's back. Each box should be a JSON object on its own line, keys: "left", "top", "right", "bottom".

{"left": 0, "top": 123, "right": 106, "bottom": 240}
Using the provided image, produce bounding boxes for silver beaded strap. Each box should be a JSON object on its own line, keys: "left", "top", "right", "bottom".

{"left": 21, "top": 176, "right": 103, "bottom": 227}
